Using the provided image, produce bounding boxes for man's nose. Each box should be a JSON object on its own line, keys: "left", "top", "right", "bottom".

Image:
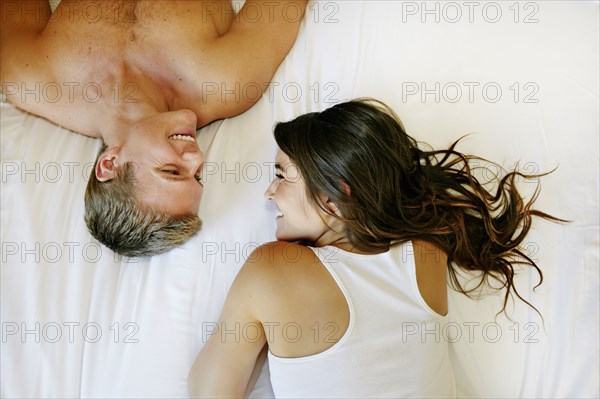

{"left": 182, "top": 148, "right": 204, "bottom": 170}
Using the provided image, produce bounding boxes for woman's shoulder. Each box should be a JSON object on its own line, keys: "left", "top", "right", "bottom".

{"left": 238, "top": 242, "right": 350, "bottom": 357}
{"left": 246, "top": 241, "right": 319, "bottom": 267}
{"left": 239, "top": 241, "right": 326, "bottom": 290}
{"left": 411, "top": 239, "right": 449, "bottom": 316}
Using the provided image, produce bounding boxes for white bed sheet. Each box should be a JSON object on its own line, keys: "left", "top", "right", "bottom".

{"left": 1, "top": 1, "right": 598, "bottom": 397}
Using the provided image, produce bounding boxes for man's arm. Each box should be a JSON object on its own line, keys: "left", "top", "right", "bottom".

{"left": 199, "top": 0, "right": 308, "bottom": 121}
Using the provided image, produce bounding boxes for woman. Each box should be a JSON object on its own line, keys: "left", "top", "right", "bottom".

{"left": 188, "top": 98, "right": 560, "bottom": 398}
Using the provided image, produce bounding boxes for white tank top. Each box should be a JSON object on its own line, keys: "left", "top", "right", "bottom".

{"left": 267, "top": 241, "right": 456, "bottom": 398}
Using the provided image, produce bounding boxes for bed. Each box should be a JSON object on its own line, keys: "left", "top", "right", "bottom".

{"left": 1, "top": 0, "right": 598, "bottom": 397}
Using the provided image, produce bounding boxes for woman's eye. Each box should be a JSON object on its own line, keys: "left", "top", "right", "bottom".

{"left": 164, "top": 170, "right": 180, "bottom": 176}
{"left": 275, "top": 173, "right": 284, "bottom": 180}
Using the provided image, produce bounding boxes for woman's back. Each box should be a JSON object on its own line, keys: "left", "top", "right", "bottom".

{"left": 266, "top": 241, "right": 455, "bottom": 398}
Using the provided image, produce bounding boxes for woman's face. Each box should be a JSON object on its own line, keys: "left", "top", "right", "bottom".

{"left": 264, "top": 150, "right": 338, "bottom": 245}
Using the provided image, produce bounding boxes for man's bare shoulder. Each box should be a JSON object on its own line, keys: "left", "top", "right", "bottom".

{"left": 1, "top": 1, "right": 56, "bottom": 118}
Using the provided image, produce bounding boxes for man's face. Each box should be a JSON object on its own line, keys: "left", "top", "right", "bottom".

{"left": 116, "top": 109, "right": 205, "bottom": 216}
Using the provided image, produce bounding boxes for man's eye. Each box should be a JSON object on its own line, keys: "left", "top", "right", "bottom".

{"left": 164, "top": 169, "right": 180, "bottom": 176}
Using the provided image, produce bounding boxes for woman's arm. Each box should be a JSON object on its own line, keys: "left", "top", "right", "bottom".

{"left": 188, "top": 241, "right": 343, "bottom": 396}
{"left": 188, "top": 254, "right": 270, "bottom": 398}
{"left": 244, "top": 345, "right": 269, "bottom": 398}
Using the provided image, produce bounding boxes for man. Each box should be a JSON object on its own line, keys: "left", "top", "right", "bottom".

{"left": 0, "top": 0, "right": 307, "bottom": 256}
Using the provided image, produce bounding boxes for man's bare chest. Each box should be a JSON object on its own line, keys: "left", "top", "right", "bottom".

{"left": 48, "top": 0, "right": 232, "bottom": 42}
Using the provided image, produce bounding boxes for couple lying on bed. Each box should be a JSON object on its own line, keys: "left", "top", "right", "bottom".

{"left": 2, "top": 1, "right": 558, "bottom": 397}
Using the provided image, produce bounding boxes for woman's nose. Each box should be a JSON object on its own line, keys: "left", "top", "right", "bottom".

{"left": 264, "top": 179, "right": 278, "bottom": 200}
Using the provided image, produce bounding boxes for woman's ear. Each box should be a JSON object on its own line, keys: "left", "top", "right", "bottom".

{"left": 340, "top": 181, "right": 351, "bottom": 197}
{"left": 326, "top": 199, "right": 342, "bottom": 216}
{"left": 325, "top": 181, "right": 351, "bottom": 216}
{"left": 95, "top": 146, "right": 121, "bottom": 182}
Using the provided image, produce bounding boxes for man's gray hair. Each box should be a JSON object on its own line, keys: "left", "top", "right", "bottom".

{"left": 84, "top": 151, "right": 201, "bottom": 257}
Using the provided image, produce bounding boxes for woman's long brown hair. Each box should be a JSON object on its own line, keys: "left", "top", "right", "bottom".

{"left": 274, "top": 98, "right": 563, "bottom": 316}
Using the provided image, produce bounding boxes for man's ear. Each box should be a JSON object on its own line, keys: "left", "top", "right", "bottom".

{"left": 95, "top": 146, "right": 121, "bottom": 182}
